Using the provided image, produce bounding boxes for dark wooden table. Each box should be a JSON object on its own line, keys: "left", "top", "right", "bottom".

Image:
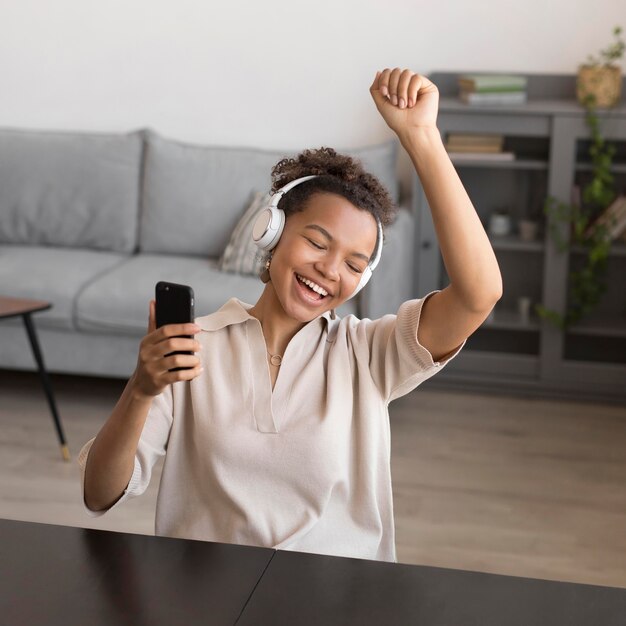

{"left": 1, "top": 518, "right": 625, "bottom": 626}
{"left": 0, "top": 519, "right": 273, "bottom": 626}
{"left": 0, "top": 295, "right": 69, "bottom": 461}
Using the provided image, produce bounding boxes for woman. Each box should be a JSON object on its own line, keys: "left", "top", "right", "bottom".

{"left": 79, "top": 68, "right": 502, "bottom": 562}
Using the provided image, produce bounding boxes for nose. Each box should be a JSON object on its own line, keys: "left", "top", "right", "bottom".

{"left": 314, "top": 255, "right": 341, "bottom": 284}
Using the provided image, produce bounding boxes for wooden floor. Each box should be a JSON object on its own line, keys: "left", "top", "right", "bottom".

{"left": 1, "top": 369, "right": 625, "bottom": 588}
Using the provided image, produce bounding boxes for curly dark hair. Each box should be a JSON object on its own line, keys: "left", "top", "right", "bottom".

{"left": 270, "top": 147, "right": 397, "bottom": 237}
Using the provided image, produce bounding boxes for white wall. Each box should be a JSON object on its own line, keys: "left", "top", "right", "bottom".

{"left": 0, "top": 0, "right": 623, "bottom": 198}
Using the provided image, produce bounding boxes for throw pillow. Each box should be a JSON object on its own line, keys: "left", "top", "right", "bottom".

{"left": 218, "top": 190, "right": 271, "bottom": 276}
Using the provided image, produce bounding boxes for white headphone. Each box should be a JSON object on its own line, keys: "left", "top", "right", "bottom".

{"left": 251, "top": 175, "right": 383, "bottom": 299}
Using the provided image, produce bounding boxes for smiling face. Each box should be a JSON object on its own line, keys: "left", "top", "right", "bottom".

{"left": 267, "top": 192, "right": 379, "bottom": 323}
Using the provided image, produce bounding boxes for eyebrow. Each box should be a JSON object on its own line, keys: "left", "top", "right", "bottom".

{"left": 304, "top": 224, "right": 371, "bottom": 262}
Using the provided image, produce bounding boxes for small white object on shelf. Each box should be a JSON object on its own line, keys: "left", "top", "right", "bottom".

{"left": 489, "top": 212, "right": 513, "bottom": 236}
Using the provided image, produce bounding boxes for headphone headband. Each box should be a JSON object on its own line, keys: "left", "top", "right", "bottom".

{"left": 269, "top": 175, "right": 318, "bottom": 208}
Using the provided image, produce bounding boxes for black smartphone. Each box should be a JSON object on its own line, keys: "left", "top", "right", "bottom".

{"left": 155, "top": 281, "right": 195, "bottom": 372}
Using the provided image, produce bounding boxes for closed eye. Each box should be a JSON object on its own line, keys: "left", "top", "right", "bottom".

{"left": 306, "top": 238, "right": 364, "bottom": 273}
{"left": 308, "top": 239, "right": 324, "bottom": 250}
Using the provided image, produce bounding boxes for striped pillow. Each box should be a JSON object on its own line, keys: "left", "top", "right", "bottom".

{"left": 218, "top": 190, "right": 271, "bottom": 276}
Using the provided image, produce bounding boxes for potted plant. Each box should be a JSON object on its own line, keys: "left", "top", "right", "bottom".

{"left": 576, "top": 26, "right": 624, "bottom": 108}
{"left": 537, "top": 26, "right": 624, "bottom": 330}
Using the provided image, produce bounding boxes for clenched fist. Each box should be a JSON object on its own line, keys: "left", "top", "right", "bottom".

{"left": 370, "top": 68, "right": 439, "bottom": 138}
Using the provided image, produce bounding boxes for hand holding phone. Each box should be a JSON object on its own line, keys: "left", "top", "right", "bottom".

{"left": 130, "top": 282, "right": 203, "bottom": 399}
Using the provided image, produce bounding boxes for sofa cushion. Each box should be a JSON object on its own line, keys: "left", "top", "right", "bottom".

{"left": 76, "top": 254, "right": 267, "bottom": 335}
{"left": 139, "top": 129, "right": 399, "bottom": 257}
{"left": 0, "top": 244, "right": 129, "bottom": 330}
{"left": 0, "top": 126, "right": 144, "bottom": 253}
{"left": 218, "top": 190, "right": 270, "bottom": 277}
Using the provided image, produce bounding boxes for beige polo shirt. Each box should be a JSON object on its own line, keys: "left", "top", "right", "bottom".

{"left": 78, "top": 293, "right": 464, "bottom": 562}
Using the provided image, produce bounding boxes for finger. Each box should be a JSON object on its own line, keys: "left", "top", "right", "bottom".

{"left": 387, "top": 68, "right": 402, "bottom": 106}
{"left": 376, "top": 67, "right": 392, "bottom": 98}
{"left": 162, "top": 353, "right": 202, "bottom": 371}
{"left": 163, "top": 363, "right": 204, "bottom": 385}
{"left": 407, "top": 73, "right": 423, "bottom": 108}
{"left": 143, "top": 322, "right": 200, "bottom": 351}
{"left": 158, "top": 337, "right": 201, "bottom": 357}
{"left": 369, "top": 69, "right": 391, "bottom": 112}
{"left": 369, "top": 69, "right": 382, "bottom": 92}
{"left": 141, "top": 337, "right": 199, "bottom": 369}
{"left": 148, "top": 300, "right": 156, "bottom": 334}
{"left": 159, "top": 322, "right": 201, "bottom": 341}
{"left": 396, "top": 69, "right": 414, "bottom": 109}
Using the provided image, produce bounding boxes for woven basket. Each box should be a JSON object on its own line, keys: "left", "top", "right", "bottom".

{"left": 576, "top": 65, "right": 622, "bottom": 108}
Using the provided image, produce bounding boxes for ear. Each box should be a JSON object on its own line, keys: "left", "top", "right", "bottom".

{"left": 260, "top": 254, "right": 272, "bottom": 283}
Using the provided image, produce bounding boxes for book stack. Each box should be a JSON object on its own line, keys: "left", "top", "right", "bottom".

{"left": 458, "top": 74, "right": 528, "bottom": 106}
{"left": 444, "top": 133, "right": 515, "bottom": 161}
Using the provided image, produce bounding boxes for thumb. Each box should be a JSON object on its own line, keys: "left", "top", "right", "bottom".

{"left": 369, "top": 70, "right": 388, "bottom": 111}
{"left": 369, "top": 70, "right": 381, "bottom": 88}
{"left": 148, "top": 299, "right": 156, "bottom": 334}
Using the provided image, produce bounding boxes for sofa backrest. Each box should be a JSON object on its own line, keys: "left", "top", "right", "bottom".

{"left": 0, "top": 127, "right": 143, "bottom": 253}
{"left": 139, "top": 129, "right": 399, "bottom": 258}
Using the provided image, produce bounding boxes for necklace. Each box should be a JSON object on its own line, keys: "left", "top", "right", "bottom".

{"left": 267, "top": 349, "right": 282, "bottom": 367}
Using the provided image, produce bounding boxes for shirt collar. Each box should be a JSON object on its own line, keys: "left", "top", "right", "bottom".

{"left": 196, "top": 297, "right": 333, "bottom": 332}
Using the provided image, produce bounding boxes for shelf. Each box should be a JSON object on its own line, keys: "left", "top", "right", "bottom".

{"left": 449, "top": 156, "right": 548, "bottom": 170}
{"left": 575, "top": 162, "right": 626, "bottom": 174}
{"left": 490, "top": 235, "right": 544, "bottom": 253}
{"left": 443, "top": 349, "right": 539, "bottom": 379}
{"left": 570, "top": 242, "right": 626, "bottom": 257}
{"left": 567, "top": 316, "right": 626, "bottom": 338}
{"left": 482, "top": 309, "right": 541, "bottom": 331}
{"left": 437, "top": 95, "right": 626, "bottom": 117}
{"left": 564, "top": 333, "right": 626, "bottom": 365}
{"left": 467, "top": 322, "right": 541, "bottom": 355}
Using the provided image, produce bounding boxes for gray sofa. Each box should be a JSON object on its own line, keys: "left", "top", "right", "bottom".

{"left": 0, "top": 126, "right": 415, "bottom": 379}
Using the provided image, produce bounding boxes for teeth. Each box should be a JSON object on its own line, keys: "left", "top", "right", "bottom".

{"left": 297, "top": 274, "right": 328, "bottom": 297}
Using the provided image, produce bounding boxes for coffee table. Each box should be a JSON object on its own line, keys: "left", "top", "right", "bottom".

{"left": 0, "top": 295, "right": 70, "bottom": 461}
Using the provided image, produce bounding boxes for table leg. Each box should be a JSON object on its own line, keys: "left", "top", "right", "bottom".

{"left": 22, "top": 313, "right": 70, "bottom": 462}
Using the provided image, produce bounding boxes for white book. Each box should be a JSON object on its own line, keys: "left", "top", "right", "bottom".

{"left": 461, "top": 91, "right": 528, "bottom": 105}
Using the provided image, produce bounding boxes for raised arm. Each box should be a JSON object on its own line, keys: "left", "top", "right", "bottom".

{"left": 370, "top": 68, "right": 502, "bottom": 362}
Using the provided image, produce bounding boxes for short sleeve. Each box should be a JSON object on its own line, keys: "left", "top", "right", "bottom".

{"left": 360, "top": 291, "right": 465, "bottom": 403}
{"left": 77, "top": 385, "right": 174, "bottom": 517}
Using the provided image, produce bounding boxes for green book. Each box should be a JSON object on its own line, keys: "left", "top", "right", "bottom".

{"left": 459, "top": 74, "right": 528, "bottom": 92}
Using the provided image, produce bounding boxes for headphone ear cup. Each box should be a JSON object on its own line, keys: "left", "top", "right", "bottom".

{"left": 349, "top": 266, "right": 372, "bottom": 299}
{"left": 252, "top": 207, "right": 285, "bottom": 251}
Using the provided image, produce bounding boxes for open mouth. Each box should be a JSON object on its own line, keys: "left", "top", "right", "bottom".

{"left": 294, "top": 273, "right": 330, "bottom": 305}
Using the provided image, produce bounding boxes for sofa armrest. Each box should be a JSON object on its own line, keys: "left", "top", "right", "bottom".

{"left": 359, "top": 205, "right": 415, "bottom": 319}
